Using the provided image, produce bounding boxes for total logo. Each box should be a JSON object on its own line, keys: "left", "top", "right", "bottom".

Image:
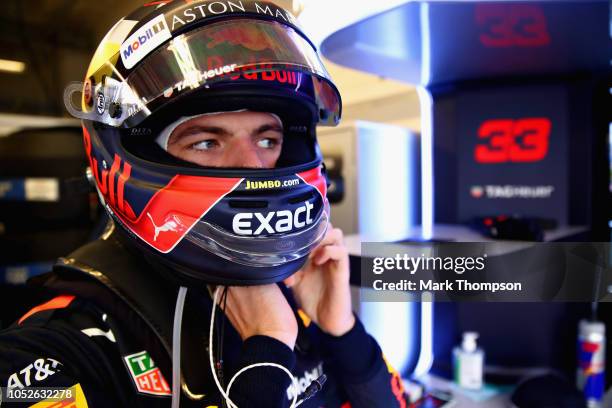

{"left": 232, "top": 201, "right": 314, "bottom": 236}
{"left": 121, "top": 14, "right": 171, "bottom": 69}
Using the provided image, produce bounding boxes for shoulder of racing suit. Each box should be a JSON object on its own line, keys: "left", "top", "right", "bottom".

{"left": 0, "top": 233, "right": 409, "bottom": 407}
{"left": 0, "top": 235, "right": 333, "bottom": 407}
{"left": 0, "top": 234, "right": 199, "bottom": 407}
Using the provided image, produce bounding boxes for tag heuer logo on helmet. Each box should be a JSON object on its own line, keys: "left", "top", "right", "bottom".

{"left": 124, "top": 351, "right": 171, "bottom": 396}
{"left": 121, "top": 14, "right": 171, "bottom": 69}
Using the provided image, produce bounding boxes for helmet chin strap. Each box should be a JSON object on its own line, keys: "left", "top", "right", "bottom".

{"left": 155, "top": 110, "right": 283, "bottom": 151}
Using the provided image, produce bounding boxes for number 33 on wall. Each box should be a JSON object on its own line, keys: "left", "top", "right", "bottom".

{"left": 474, "top": 118, "right": 551, "bottom": 164}
{"left": 476, "top": 4, "right": 551, "bottom": 48}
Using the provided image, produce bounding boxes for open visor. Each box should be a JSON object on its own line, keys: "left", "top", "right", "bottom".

{"left": 65, "top": 18, "right": 341, "bottom": 127}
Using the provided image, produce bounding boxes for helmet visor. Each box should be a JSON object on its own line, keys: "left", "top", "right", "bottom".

{"left": 186, "top": 201, "right": 329, "bottom": 267}
{"left": 66, "top": 18, "right": 341, "bottom": 127}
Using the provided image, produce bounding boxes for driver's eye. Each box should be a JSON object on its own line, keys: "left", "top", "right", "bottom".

{"left": 191, "top": 139, "right": 219, "bottom": 151}
{"left": 257, "top": 138, "right": 280, "bottom": 149}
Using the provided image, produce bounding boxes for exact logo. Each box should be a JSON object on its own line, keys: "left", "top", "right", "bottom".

{"left": 121, "top": 14, "right": 171, "bottom": 69}
{"left": 233, "top": 201, "right": 314, "bottom": 236}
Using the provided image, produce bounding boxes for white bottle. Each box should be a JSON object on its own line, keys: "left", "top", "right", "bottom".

{"left": 453, "top": 332, "right": 484, "bottom": 390}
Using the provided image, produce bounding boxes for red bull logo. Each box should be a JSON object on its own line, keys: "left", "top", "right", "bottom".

{"left": 577, "top": 321, "right": 606, "bottom": 403}
{"left": 206, "top": 23, "right": 274, "bottom": 51}
{"left": 228, "top": 63, "right": 300, "bottom": 85}
{"left": 168, "top": 62, "right": 300, "bottom": 96}
{"left": 83, "top": 126, "right": 135, "bottom": 220}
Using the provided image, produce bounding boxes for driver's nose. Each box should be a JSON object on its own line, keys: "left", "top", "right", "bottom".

{"left": 224, "top": 137, "right": 266, "bottom": 168}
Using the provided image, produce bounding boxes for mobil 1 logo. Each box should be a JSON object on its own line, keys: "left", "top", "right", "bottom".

{"left": 121, "top": 14, "right": 171, "bottom": 69}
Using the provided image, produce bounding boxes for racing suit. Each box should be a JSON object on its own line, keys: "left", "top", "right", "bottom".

{"left": 0, "top": 231, "right": 408, "bottom": 407}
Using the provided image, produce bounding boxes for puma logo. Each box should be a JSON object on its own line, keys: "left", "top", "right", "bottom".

{"left": 81, "top": 314, "right": 116, "bottom": 343}
{"left": 147, "top": 213, "right": 179, "bottom": 242}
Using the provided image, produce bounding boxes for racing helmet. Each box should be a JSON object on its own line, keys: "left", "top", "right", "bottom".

{"left": 64, "top": 0, "right": 342, "bottom": 286}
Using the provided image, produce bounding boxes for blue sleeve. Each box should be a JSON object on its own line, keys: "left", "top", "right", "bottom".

{"left": 228, "top": 335, "right": 296, "bottom": 408}
{"left": 319, "top": 316, "right": 408, "bottom": 408}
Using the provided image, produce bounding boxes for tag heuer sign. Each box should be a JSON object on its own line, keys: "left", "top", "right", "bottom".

{"left": 124, "top": 351, "right": 171, "bottom": 396}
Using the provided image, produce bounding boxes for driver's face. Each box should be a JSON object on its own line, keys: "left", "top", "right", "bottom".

{"left": 166, "top": 111, "right": 283, "bottom": 168}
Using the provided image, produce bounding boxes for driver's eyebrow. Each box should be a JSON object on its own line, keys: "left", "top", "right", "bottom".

{"left": 255, "top": 123, "right": 283, "bottom": 135}
{"left": 171, "top": 126, "right": 231, "bottom": 142}
{"left": 169, "top": 121, "right": 284, "bottom": 145}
